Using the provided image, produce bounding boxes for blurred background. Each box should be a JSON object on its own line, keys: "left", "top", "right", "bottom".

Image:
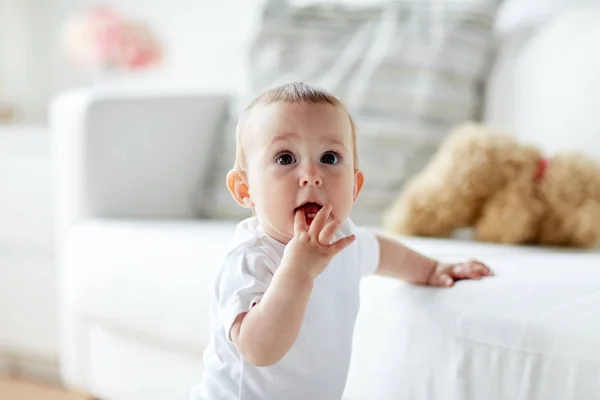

{"left": 1, "top": 0, "right": 264, "bottom": 384}
{"left": 1, "top": 0, "right": 599, "bottom": 399}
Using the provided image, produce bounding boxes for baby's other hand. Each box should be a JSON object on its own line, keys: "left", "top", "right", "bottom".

{"left": 428, "top": 259, "right": 494, "bottom": 287}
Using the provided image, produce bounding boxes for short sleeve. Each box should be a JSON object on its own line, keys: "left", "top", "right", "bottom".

{"left": 215, "top": 244, "right": 276, "bottom": 341}
{"left": 348, "top": 224, "right": 380, "bottom": 277}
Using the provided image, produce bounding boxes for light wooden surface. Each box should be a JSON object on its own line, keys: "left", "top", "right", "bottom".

{"left": 0, "top": 377, "right": 90, "bottom": 400}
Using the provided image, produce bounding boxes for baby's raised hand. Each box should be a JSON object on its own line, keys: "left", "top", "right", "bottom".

{"left": 281, "top": 204, "right": 356, "bottom": 279}
{"left": 428, "top": 259, "right": 494, "bottom": 287}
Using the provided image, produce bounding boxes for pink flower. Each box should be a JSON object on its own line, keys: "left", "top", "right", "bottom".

{"left": 62, "top": 4, "right": 163, "bottom": 70}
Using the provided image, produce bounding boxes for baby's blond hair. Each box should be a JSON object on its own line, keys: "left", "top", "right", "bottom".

{"left": 233, "top": 82, "right": 358, "bottom": 171}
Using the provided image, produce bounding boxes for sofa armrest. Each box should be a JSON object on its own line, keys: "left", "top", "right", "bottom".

{"left": 49, "top": 88, "right": 229, "bottom": 236}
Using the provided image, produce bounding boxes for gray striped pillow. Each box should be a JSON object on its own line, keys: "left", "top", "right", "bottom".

{"left": 200, "top": 0, "right": 501, "bottom": 225}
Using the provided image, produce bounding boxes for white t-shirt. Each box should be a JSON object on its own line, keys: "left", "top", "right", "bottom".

{"left": 191, "top": 216, "right": 380, "bottom": 400}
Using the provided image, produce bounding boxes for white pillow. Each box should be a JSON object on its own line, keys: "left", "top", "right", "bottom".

{"left": 485, "top": 3, "right": 600, "bottom": 162}
{"left": 494, "top": 0, "right": 578, "bottom": 37}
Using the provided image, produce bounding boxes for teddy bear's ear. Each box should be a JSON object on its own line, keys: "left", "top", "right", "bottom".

{"left": 450, "top": 121, "right": 487, "bottom": 137}
{"left": 456, "top": 121, "right": 481, "bottom": 131}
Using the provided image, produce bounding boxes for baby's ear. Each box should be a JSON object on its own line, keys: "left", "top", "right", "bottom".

{"left": 353, "top": 169, "right": 364, "bottom": 202}
{"left": 227, "top": 169, "right": 255, "bottom": 209}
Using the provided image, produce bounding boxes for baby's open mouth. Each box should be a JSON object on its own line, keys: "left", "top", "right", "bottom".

{"left": 294, "top": 202, "right": 322, "bottom": 226}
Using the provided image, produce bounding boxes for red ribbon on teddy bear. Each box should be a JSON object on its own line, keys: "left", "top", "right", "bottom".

{"left": 534, "top": 158, "right": 549, "bottom": 184}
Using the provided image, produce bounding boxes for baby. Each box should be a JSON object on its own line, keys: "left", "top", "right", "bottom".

{"left": 191, "top": 82, "right": 493, "bottom": 400}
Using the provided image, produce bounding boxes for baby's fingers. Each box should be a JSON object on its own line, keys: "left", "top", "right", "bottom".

{"left": 309, "top": 204, "right": 332, "bottom": 236}
{"left": 328, "top": 234, "right": 356, "bottom": 254}
{"left": 453, "top": 261, "right": 493, "bottom": 279}
{"left": 318, "top": 218, "right": 342, "bottom": 246}
{"left": 431, "top": 272, "right": 454, "bottom": 287}
{"left": 294, "top": 208, "right": 308, "bottom": 234}
{"left": 470, "top": 260, "right": 494, "bottom": 276}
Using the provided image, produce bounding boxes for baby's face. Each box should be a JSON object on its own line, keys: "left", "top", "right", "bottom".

{"left": 243, "top": 101, "right": 362, "bottom": 244}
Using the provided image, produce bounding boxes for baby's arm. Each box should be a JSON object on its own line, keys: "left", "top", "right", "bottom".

{"left": 230, "top": 263, "right": 313, "bottom": 367}
{"left": 375, "top": 234, "right": 438, "bottom": 284}
{"left": 375, "top": 234, "right": 493, "bottom": 286}
{"left": 232, "top": 205, "right": 355, "bottom": 366}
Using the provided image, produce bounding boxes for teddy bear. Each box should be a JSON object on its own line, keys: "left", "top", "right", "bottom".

{"left": 383, "top": 122, "right": 600, "bottom": 249}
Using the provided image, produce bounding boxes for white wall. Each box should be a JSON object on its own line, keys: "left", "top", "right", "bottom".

{"left": 0, "top": 0, "right": 49, "bottom": 123}
{"left": 1, "top": 0, "right": 267, "bottom": 123}
{"left": 0, "top": 128, "right": 57, "bottom": 363}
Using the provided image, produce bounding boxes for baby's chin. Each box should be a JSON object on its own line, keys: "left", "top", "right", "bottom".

{"left": 256, "top": 218, "right": 294, "bottom": 245}
{"left": 270, "top": 229, "right": 295, "bottom": 245}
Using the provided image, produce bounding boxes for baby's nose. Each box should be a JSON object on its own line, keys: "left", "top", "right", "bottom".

{"left": 300, "top": 166, "right": 322, "bottom": 187}
{"left": 301, "top": 176, "right": 322, "bottom": 187}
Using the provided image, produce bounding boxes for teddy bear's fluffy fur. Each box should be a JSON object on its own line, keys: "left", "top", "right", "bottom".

{"left": 383, "top": 123, "right": 600, "bottom": 248}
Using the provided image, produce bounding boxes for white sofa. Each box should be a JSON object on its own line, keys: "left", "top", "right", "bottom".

{"left": 50, "top": 5, "right": 600, "bottom": 400}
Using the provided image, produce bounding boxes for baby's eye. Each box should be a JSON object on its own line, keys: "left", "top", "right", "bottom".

{"left": 321, "top": 152, "right": 340, "bottom": 165}
{"left": 276, "top": 153, "right": 296, "bottom": 165}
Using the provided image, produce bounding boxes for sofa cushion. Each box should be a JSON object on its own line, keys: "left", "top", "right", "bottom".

{"left": 62, "top": 220, "right": 239, "bottom": 353}
{"left": 61, "top": 219, "right": 596, "bottom": 357}
{"left": 346, "top": 252, "right": 600, "bottom": 399}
